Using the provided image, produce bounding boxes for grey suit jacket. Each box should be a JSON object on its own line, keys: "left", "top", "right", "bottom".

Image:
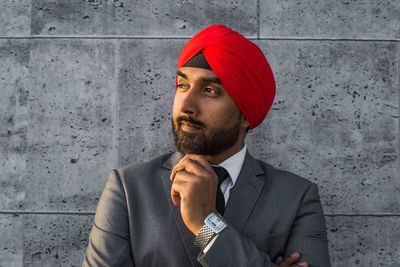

{"left": 83, "top": 151, "right": 331, "bottom": 267}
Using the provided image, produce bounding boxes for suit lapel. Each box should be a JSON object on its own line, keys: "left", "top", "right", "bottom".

{"left": 224, "top": 151, "right": 265, "bottom": 232}
{"left": 160, "top": 152, "right": 201, "bottom": 267}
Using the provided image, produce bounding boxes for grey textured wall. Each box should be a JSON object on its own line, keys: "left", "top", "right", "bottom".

{"left": 0, "top": 1, "right": 399, "bottom": 266}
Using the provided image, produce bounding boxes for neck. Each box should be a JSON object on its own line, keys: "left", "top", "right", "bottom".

{"left": 205, "top": 137, "right": 245, "bottom": 165}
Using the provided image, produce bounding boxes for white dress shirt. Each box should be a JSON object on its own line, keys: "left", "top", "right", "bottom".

{"left": 216, "top": 143, "right": 247, "bottom": 205}
{"left": 203, "top": 144, "right": 247, "bottom": 253}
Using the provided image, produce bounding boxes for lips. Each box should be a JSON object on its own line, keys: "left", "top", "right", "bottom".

{"left": 180, "top": 121, "right": 201, "bottom": 132}
{"left": 175, "top": 115, "right": 205, "bottom": 132}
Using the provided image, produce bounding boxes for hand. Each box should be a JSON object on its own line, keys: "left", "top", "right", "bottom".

{"left": 170, "top": 154, "right": 218, "bottom": 235}
{"left": 275, "top": 252, "right": 308, "bottom": 267}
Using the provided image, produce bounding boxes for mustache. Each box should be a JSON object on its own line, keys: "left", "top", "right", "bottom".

{"left": 176, "top": 115, "right": 206, "bottom": 128}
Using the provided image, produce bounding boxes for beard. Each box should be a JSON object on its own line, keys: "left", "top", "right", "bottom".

{"left": 172, "top": 115, "right": 241, "bottom": 155}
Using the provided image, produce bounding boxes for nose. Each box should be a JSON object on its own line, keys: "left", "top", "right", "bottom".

{"left": 177, "top": 87, "right": 199, "bottom": 116}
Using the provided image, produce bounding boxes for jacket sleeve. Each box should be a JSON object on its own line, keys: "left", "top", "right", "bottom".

{"left": 82, "top": 170, "right": 134, "bottom": 267}
{"left": 197, "top": 183, "right": 331, "bottom": 267}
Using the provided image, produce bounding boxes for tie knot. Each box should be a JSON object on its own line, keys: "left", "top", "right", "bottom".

{"left": 212, "top": 166, "right": 229, "bottom": 186}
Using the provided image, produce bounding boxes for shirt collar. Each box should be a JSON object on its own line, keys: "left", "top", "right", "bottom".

{"left": 217, "top": 143, "right": 247, "bottom": 187}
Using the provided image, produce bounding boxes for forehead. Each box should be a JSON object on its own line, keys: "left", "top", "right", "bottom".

{"left": 177, "top": 67, "right": 219, "bottom": 81}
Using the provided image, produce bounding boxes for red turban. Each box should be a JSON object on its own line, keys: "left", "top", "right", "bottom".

{"left": 177, "top": 24, "right": 276, "bottom": 129}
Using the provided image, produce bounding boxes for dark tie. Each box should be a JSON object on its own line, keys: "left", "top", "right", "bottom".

{"left": 212, "top": 166, "right": 229, "bottom": 215}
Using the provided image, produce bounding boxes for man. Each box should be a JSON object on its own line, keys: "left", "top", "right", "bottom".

{"left": 83, "top": 25, "right": 331, "bottom": 267}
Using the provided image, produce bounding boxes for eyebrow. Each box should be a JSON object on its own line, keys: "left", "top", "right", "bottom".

{"left": 176, "top": 70, "right": 222, "bottom": 85}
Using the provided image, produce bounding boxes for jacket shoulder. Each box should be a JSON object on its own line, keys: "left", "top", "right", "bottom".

{"left": 256, "top": 159, "right": 315, "bottom": 190}
{"left": 115, "top": 152, "right": 174, "bottom": 181}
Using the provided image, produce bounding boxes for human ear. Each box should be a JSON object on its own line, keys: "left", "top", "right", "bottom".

{"left": 240, "top": 113, "right": 250, "bottom": 131}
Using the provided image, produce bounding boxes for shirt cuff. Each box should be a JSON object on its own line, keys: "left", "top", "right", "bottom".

{"left": 203, "top": 234, "right": 218, "bottom": 254}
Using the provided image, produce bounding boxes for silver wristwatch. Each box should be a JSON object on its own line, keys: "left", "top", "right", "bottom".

{"left": 194, "top": 213, "right": 227, "bottom": 250}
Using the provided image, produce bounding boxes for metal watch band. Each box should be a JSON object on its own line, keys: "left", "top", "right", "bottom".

{"left": 194, "top": 224, "right": 214, "bottom": 250}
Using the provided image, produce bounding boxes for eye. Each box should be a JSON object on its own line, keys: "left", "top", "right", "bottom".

{"left": 177, "top": 83, "right": 189, "bottom": 90}
{"left": 204, "top": 87, "right": 218, "bottom": 95}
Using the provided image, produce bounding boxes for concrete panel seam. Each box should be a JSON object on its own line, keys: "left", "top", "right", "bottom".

{"left": 113, "top": 39, "right": 120, "bottom": 167}
{"left": 2, "top": 211, "right": 400, "bottom": 216}
{"left": 324, "top": 213, "right": 400, "bottom": 217}
{"left": 1, "top": 36, "right": 400, "bottom": 42}
{"left": 396, "top": 41, "right": 400, "bottom": 164}
{"left": 0, "top": 210, "right": 95, "bottom": 215}
{"left": 258, "top": 37, "right": 400, "bottom": 42}
{"left": 257, "top": 0, "right": 260, "bottom": 39}
{"left": 0, "top": 36, "right": 192, "bottom": 40}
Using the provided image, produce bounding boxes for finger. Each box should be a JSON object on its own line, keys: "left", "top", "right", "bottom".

{"left": 171, "top": 189, "right": 181, "bottom": 206}
{"left": 170, "top": 157, "right": 188, "bottom": 181}
{"left": 184, "top": 154, "right": 214, "bottom": 172}
{"left": 170, "top": 171, "right": 198, "bottom": 205}
{"left": 274, "top": 256, "right": 283, "bottom": 264}
{"left": 171, "top": 156, "right": 215, "bottom": 184}
{"left": 170, "top": 163, "right": 181, "bottom": 181}
{"left": 170, "top": 174, "right": 185, "bottom": 205}
{"left": 172, "top": 169, "right": 204, "bottom": 185}
{"left": 281, "top": 252, "right": 300, "bottom": 265}
{"left": 297, "top": 262, "right": 308, "bottom": 267}
{"left": 172, "top": 158, "right": 212, "bottom": 181}
{"left": 170, "top": 156, "right": 208, "bottom": 181}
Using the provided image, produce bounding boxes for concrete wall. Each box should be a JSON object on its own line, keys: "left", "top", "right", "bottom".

{"left": 0, "top": 1, "right": 399, "bottom": 266}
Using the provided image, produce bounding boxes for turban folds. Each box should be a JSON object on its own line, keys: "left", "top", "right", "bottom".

{"left": 177, "top": 24, "right": 276, "bottom": 129}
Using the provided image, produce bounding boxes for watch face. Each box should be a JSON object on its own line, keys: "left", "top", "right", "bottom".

{"left": 206, "top": 214, "right": 227, "bottom": 232}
